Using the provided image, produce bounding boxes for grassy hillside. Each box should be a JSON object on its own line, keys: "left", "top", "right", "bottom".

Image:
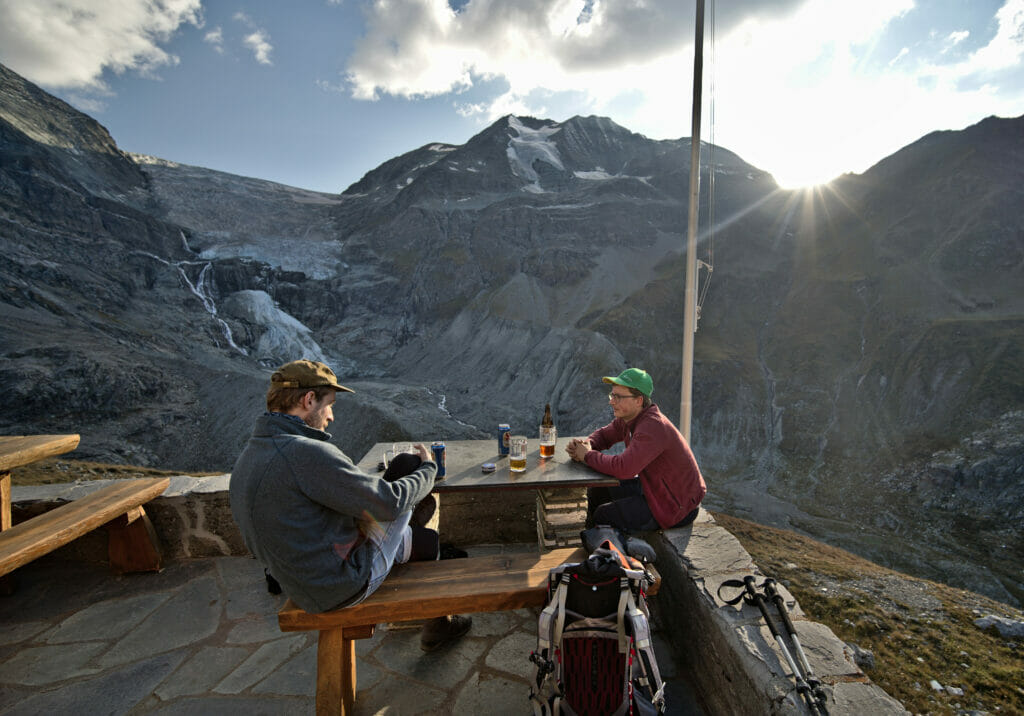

{"left": 713, "top": 512, "right": 1024, "bottom": 715}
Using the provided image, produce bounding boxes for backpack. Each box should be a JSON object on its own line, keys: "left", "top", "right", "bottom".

{"left": 529, "top": 535, "right": 666, "bottom": 715}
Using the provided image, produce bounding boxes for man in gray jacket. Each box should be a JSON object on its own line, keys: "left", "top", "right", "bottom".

{"left": 230, "top": 359, "right": 470, "bottom": 650}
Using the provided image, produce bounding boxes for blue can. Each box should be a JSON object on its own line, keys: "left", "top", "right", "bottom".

{"left": 497, "top": 423, "right": 511, "bottom": 455}
{"left": 431, "top": 441, "right": 446, "bottom": 477}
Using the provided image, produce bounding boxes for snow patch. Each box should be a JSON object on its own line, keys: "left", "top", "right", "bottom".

{"left": 506, "top": 117, "right": 564, "bottom": 192}
{"left": 224, "top": 290, "right": 328, "bottom": 364}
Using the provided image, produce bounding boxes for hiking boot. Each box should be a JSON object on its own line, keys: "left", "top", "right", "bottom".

{"left": 439, "top": 542, "right": 468, "bottom": 560}
{"left": 420, "top": 614, "right": 472, "bottom": 652}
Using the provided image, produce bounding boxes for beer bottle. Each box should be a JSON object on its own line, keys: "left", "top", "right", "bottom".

{"left": 539, "top": 403, "right": 556, "bottom": 457}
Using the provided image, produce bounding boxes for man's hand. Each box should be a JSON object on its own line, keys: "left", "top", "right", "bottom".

{"left": 566, "top": 438, "right": 592, "bottom": 462}
{"left": 413, "top": 443, "right": 433, "bottom": 463}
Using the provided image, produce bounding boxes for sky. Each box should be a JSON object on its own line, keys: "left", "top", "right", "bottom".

{"left": 1, "top": 0, "right": 1022, "bottom": 192}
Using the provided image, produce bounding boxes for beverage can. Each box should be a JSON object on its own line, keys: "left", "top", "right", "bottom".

{"left": 431, "top": 441, "right": 446, "bottom": 478}
{"left": 497, "top": 423, "right": 511, "bottom": 455}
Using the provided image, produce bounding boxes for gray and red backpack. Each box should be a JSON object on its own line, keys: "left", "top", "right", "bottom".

{"left": 529, "top": 529, "right": 666, "bottom": 715}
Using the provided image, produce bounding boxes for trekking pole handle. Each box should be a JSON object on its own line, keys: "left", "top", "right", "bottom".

{"left": 743, "top": 576, "right": 783, "bottom": 639}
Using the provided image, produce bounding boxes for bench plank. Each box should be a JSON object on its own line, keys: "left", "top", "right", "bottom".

{"left": 0, "top": 477, "right": 170, "bottom": 577}
{"left": 279, "top": 547, "right": 586, "bottom": 631}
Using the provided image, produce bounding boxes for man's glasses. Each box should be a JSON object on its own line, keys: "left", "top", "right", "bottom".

{"left": 608, "top": 392, "right": 638, "bottom": 402}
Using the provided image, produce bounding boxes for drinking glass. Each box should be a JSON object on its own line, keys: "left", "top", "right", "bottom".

{"left": 539, "top": 425, "right": 557, "bottom": 458}
{"left": 509, "top": 435, "right": 528, "bottom": 472}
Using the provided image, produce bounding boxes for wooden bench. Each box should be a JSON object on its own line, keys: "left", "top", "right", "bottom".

{"left": 278, "top": 546, "right": 661, "bottom": 715}
{"left": 0, "top": 476, "right": 170, "bottom": 578}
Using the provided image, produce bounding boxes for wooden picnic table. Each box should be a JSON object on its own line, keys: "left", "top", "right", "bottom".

{"left": 358, "top": 438, "right": 618, "bottom": 549}
{"left": 0, "top": 434, "right": 81, "bottom": 531}
{"left": 356, "top": 437, "right": 618, "bottom": 492}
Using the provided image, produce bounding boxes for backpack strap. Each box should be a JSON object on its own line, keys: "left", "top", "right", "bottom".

{"left": 616, "top": 576, "right": 631, "bottom": 653}
{"left": 537, "top": 571, "right": 569, "bottom": 652}
{"left": 532, "top": 570, "right": 571, "bottom": 715}
{"left": 551, "top": 572, "right": 570, "bottom": 649}
{"left": 625, "top": 587, "right": 667, "bottom": 712}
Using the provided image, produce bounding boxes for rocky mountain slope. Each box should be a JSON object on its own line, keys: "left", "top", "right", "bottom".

{"left": 1, "top": 62, "right": 1021, "bottom": 605}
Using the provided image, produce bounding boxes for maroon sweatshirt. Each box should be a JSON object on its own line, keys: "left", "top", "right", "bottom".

{"left": 585, "top": 404, "right": 706, "bottom": 528}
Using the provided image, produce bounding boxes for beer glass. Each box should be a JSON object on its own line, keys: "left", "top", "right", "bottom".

{"left": 509, "top": 435, "right": 528, "bottom": 472}
{"left": 539, "top": 425, "right": 557, "bottom": 458}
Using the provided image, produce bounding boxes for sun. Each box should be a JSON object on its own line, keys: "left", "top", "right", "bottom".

{"left": 771, "top": 165, "right": 837, "bottom": 190}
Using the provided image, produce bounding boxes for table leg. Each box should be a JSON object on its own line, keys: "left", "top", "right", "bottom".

{"left": 0, "top": 471, "right": 14, "bottom": 593}
{"left": 536, "top": 487, "right": 588, "bottom": 551}
{"left": 1, "top": 471, "right": 11, "bottom": 532}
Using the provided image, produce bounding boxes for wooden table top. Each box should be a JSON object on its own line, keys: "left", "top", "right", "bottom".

{"left": 0, "top": 435, "right": 81, "bottom": 473}
{"left": 357, "top": 438, "right": 618, "bottom": 493}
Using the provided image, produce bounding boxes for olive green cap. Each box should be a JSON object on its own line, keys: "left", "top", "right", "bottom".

{"left": 270, "top": 360, "right": 353, "bottom": 393}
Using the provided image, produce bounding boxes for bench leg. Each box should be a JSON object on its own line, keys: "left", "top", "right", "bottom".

{"left": 316, "top": 625, "right": 375, "bottom": 716}
{"left": 105, "top": 506, "right": 163, "bottom": 574}
{"left": 317, "top": 627, "right": 350, "bottom": 715}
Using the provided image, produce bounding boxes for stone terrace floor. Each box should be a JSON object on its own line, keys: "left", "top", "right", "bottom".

{"left": 0, "top": 544, "right": 702, "bottom": 715}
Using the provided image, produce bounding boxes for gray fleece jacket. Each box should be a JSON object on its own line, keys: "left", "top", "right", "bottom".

{"left": 229, "top": 413, "right": 436, "bottom": 612}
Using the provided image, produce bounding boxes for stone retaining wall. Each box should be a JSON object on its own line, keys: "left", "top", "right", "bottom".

{"left": 653, "top": 510, "right": 906, "bottom": 714}
{"left": 12, "top": 478, "right": 906, "bottom": 714}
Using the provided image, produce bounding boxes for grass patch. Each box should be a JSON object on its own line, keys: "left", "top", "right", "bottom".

{"left": 712, "top": 512, "right": 1024, "bottom": 715}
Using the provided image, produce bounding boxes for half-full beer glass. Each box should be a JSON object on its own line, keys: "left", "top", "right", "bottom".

{"left": 509, "top": 435, "right": 528, "bottom": 472}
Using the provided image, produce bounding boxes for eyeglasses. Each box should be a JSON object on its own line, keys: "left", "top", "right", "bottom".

{"left": 608, "top": 392, "right": 638, "bottom": 402}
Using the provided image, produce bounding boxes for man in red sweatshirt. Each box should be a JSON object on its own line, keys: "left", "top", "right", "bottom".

{"left": 566, "top": 368, "right": 706, "bottom": 531}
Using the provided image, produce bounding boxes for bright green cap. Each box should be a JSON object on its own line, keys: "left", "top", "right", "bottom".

{"left": 602, "top": 368, "right": 653, "bottom": 397}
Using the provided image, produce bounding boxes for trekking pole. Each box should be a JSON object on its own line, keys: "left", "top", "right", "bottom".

{"left": 762, "top": 578, "right": 829, "bottom": 715}
{"left": 740, "top": 576, "right": 824, "bottom": 716}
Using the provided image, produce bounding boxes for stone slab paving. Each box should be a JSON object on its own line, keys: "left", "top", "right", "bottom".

{"left": 0, "top": 546, "right": 701, "bottom": 715}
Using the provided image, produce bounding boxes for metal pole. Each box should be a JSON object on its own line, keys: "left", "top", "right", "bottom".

{"left": 680, "top": 0, "right": 705, "bottom": 442}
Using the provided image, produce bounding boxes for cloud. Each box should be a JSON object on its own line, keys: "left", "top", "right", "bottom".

{"left": 243, "top": 30, "right": 274, "bottom": 65}
{"left": 966, "top": 0, "right": 1024, "bottom": 72}
{"left": 233, "top": 11, "right": 274, "bottom": 65}
{"left": 343, "top": 0, "right": 1023, "bottom": 187}
{"left": 0, "top": 0, "right": 202, "bottom": 89}
{"left": 342, "top": 0, "right": 806, "bottom": 105}
{"left": 204, "top": 26, "right": 225, "bottom": 54}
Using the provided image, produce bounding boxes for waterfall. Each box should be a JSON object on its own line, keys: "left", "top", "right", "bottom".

{"left": 430, "top": 390, "right": 478, "bottom": 429}
{"left": 133, "top": 251, "right": 247, "bottom": 356}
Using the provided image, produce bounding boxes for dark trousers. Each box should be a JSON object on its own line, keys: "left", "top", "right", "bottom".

{"left": 382, "top": 452, "right": 438, "bottom": 559}
{"left": 588, "top": 479, "right": 700, "bottom": 532}
{"left": 587, "top": 479, "right": 659, "bottom": 532}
